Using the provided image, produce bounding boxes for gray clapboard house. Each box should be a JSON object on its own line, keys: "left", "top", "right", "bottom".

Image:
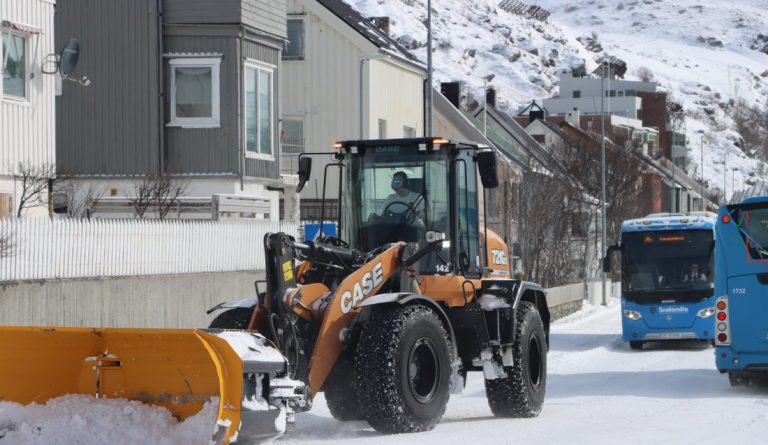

{"left": 55, "top": 0, "right": 288, "bottom": 220}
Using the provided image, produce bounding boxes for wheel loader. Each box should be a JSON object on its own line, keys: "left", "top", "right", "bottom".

{"left": 209, "top": 137, "right": 550, "bottom": 433}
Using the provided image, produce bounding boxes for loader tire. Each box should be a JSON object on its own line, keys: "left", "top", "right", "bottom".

{"left": 485, "top": 301, "right": 547, "bottom": 418}
{"left": 355, "top": 304, "right": 451, "bottom": 433}
{"left": 209, "top": 308, "right": 253, "bottom": 329}
{"left": 324, "top": 360, "right": 365, "bottom": 421}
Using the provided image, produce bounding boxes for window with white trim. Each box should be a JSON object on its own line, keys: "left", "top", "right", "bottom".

{"left": 403, "top": 126, "right": 415, "bottom": 138}
{"left": 168, "top": 57, "right": 220, "bottom": 127}
{"left": 244, "top": 62, "right": 274, "bottom": 157}
{"left": 2, "top": 29, "right": 27, "bottom": 99}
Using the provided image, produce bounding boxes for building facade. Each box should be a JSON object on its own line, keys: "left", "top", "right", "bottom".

{"left": 1, "top": 0, "right": 57, "bottom": 218}
{"left": 55, "top": 0, "right": 288, "bottom": 220}
{"left": 281, "top": 0, "right": 426, "bottom": 220}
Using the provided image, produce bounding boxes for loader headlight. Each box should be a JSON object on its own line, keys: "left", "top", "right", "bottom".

{"left": 623, "top": 310, "right": 642, "bottom": 320}
{"left": 697, "top": 307, "right": 716, "bottom": 318}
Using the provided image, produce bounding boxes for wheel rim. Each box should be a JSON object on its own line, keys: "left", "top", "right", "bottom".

{"left": 528, "top": 334, "right": 543, "bottom": 390}
{"left": 407, "top": 337, "right": 440, "bottom": 403}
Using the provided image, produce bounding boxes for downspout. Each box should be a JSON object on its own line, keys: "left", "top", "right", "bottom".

{"left": 239, "top": 24, "right": 245, "bottom": 191}
{"left": 157, "top": 0, "right": 165, "bottom": 175}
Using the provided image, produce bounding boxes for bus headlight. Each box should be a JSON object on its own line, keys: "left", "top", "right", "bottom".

{"left": 697, "top": 307, "right": 716, "bottom": 318}
{"left": 623, "top": 310, "right": 642, "bottom": 320}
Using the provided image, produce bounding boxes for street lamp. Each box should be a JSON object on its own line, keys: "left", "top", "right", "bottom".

{"left": 426, "top": 0, "right": 433, "bottom": 136}
{"left": 359, "top": 54, "right": 390, "bottom": 138}
{"left": 600, "top": 59, "right": 607, "bottom": 306}
{"left": 482, "top": 73, "right": 495, "bottom": 137}
{"left": 700, "top": 135, "right": 705, "bottom": 211}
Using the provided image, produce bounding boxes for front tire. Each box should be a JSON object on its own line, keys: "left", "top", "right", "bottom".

{"left": 485, "top": 301, "right": 547, "bottom": 418}
{"left": 355, "top": 305, "right": 452, "bottom": 433}
{"left": 629, "top": 341, "right": 644, "bottom": 350}
{"left": 324, "top": 358, "right": 365, "bottom": 421}
{"left": 209, "top": 308, "right": 253, "bottom": 329}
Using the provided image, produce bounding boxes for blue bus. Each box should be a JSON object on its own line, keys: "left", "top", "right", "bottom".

{"left": 605, "top": 213, "right": 717, "bottom": 350}
{"left": 714, "top": 197, "right": 768, "bottom": 385}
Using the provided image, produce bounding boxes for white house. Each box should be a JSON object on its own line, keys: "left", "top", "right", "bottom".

{"left": 543, "top": 73, "right": 657, "bottom": 119}
{"left": 1, "top": 0, "right": 56, "bottom": 218}
{"left": 281, "top": 0, "right": 427, "bottom": 220}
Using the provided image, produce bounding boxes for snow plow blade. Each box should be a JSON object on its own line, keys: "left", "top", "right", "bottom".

{"left": 0, "top": 327, "right": 305, "bottom": 444}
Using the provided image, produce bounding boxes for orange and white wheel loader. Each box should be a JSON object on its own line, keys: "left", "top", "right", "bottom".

{"left": 208, "top": 138, "right": 550, "bottom": 433}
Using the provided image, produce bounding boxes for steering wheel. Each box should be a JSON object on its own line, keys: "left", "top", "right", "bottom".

{"left": 382, "top": 200, "right": 417, "bottom": 225}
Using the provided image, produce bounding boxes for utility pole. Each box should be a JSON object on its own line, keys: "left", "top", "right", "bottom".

{"left": 724, "top": 147, "right": 728, "bottom": 203}
{"left": 426, "top": 0, "right": 433, "bottom": 136}
{"left": 600, "top": 60, "right": 607, "bottom": 306}
{"left": 701, "top": 135, "right": 705, "bottom": 211}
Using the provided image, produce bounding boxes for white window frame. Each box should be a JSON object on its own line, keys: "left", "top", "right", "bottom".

{"left": 243, "top": 60, "right": 275, "bottom": 160}
{"left": 167, "top": 57, "right": 221, "bottom": 128}
{"left": 1, "top": 28, "right": 29, "bottom": 102}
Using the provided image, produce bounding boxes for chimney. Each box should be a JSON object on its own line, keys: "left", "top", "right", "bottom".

{"left": 565, "top": 107, "right": 580, "bottom": 127}
{"left": 441, "top": 82, "right": 461, "bottom": 108}
{"left": 370, "top": 17, "right": 390, "bottom": 35}
{"left": 485, "top": 87, "right": 497, "bottom": 109}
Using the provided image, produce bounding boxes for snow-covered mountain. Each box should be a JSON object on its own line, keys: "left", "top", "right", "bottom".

{"left": 351, "top": 0, "right": 768, "bottom": 200}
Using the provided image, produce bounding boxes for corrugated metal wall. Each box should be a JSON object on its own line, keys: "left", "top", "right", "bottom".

{"left": 164, "top": 0, "right": 287, "bottom": 40}
{"left": 1, "top": 0, "right": 56, "bottom": 176}
{"left": 55, "top": 0, "right": 160, "bottom": 176}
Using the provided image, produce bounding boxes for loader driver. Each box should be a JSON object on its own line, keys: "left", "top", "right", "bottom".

{"left": 370, "top": 171, "right": 425, "bottom": 226}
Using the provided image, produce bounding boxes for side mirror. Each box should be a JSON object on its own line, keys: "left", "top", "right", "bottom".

{"left": 511, "top": 242, "right": 522, "bottom": 258}
{"left": 296, "top": 156, "right": 312, "bottom": 193}
{"left": 603, "top": 244, "right": 620, "bottom": 273}
{"left": 476, "top": 149, "right": 499, "bottom": 189}
{"left": 425, "top": 230, "right": 446, "bottom": 244}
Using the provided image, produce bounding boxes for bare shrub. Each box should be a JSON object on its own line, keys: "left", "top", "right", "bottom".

{"left": 635, "top": 66, "right": 654, "bottom": 82}
{"left": 132, "top": 175, "right": 189, "bottom": 220}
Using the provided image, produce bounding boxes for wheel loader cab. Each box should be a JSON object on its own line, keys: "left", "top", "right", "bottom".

{"left": 335, "top": 138, "right": 486, "bottom": 279}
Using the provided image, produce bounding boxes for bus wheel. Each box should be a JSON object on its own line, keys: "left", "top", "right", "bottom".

{"left": 728, "top": 373, "right": 751, "bottom": 387}
{"left": 629, "top": 341, "right": 644, "bottom": 350}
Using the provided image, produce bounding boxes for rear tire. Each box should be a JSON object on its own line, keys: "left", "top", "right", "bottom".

{"left": 485, "top": 301, "right": 547, "bottom": 418}
{"left": 355, "top": 304, "right": 452, "bottom": 433}
{"left": 629, "top": 341, "right": 644, "bottom": 350}
{"left": 209, "top": 308, "right": 253, "bottom": 329}
{"left": 729, "top": 372, "right": 752, "bottom": 387}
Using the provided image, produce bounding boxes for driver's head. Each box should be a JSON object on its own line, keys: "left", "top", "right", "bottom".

{"left": 391, "top": 171, "right": 409, "bottom": 192}
{"left": 690, "top": 263, "right": 699, "bottom": 273}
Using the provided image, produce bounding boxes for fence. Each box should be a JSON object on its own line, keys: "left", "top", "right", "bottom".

{"left": 0, "top": 218, "right": 298, "bottom": 282}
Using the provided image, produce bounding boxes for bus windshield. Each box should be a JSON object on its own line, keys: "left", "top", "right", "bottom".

{"left": 730, "top": 205, "right": 768, "bottom": 260}
{"left": 622, "top": 229, "right": 714, "bottom": 301}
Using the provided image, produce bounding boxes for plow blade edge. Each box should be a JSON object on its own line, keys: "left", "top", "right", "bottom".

{"left": 0, "top": 327, "right": 301, "bottom": 444}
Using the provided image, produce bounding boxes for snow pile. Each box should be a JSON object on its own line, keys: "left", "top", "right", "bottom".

{"left": 351, "top": 0, "right": 768, "bottom": 199}
{"left": 214, "top": 331, "right": 286, "bottom": 364}
{"left": 0, "top": 395, "right": 218, "bottom": 445}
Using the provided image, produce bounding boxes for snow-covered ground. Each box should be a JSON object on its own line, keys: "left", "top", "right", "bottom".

{"left": 352, "top": 0, "right": 768, "bottom": 200}
{"left": 2, "top": 300, "right": 766, "bottom": 444}
{"left": 281, "top": 300, "right": 768, "bottom": 445}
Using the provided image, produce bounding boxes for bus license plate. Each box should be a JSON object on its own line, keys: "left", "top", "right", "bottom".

{"left": 659, "top": 332, "right": 685, "bottom": 339}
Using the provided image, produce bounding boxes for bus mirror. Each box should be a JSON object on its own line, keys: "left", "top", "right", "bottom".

{"left": 476, "top": 150, "right": 499, "bottom": 189}
{"left": 511, "top": 242, "right": 522, "bottom": 257}
{"left": 296, "top": 157, "right": 312, "bottom": 193}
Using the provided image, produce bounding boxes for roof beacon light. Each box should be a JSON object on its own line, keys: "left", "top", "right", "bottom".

{"left": 722, "top": 214, "right": 731, "bottom": 224}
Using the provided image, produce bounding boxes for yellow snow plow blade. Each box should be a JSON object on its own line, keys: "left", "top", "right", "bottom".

{"left": 0, "top": 327, "right": 299, "bottom": 444}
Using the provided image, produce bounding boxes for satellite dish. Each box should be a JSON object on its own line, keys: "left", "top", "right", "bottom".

{"left": 59, "top": 39, "right": 80, "bottom": 77}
